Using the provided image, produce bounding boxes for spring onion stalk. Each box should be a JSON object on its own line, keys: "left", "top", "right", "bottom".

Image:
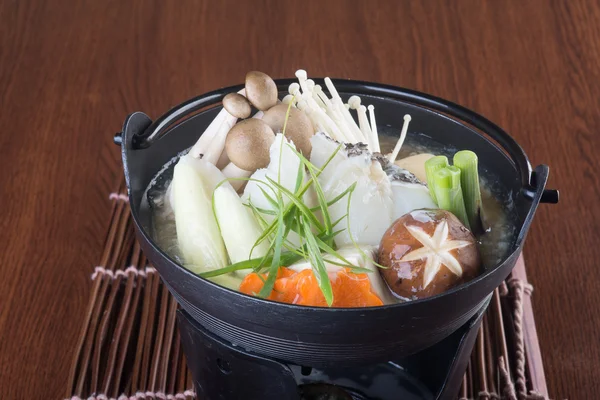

{"left": 425, "top": 156, "right": 449, "bottom": 204}
{"left": 432, "top": 167, "right": 471, "bottom": 228}
{"left": 453, "top": 150, "right": 482, "bottom": 231}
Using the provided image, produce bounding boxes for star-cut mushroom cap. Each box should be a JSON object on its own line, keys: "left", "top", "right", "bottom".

{"left": 378, "top": 208, "right": 481, "bottom": 300}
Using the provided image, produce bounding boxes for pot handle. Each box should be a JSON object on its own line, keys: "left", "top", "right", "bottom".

{"left": 114, "top": 90, "right": 232, "bottom": 150}
{"left": 516, "top": 165, "right": 557, "bottom": 246}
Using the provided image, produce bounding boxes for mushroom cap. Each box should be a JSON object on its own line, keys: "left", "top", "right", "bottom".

{"left": 378, "top": 209, "right": 480, "bottom": 300}
{"left": 262, "top": 104, "right": 314, "bottom": 156}
{"left": 245, "top": 71, "right": 278, "bottom": 111}
{"left": 225, "top": 119, "right": 275, "bottom": 171}
{"left": 223, "top": 93, "right": 252, "bottom": 119}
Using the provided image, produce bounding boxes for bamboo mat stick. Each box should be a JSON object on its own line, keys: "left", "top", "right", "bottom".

{"left": 483, "top": 315, "right": 498, "bottom": 396}
{"left": 492, "top": 288, "right": 512, "bottom": 380}
{"left": 73, "top": 196, "right": 130, "bottom": 395}
{"left": 102, "top": 241, "right": 142, "bottom": 396}
{"left": 131, "top": 257, "right": 157, "bottom": 393}
{"left": 460, "top": 374, "right": 468, "bottom": 399}
{"left": 149, "top": 284, "right": 171, "bottom": 391}
{"left": 477, "top": 325, "right": 489, "bottom": 399}
{"left": 510, "top": 255, "right": 548, "bottom": 398}
{"left": 168, "top": 330, "right": 182, "bottom": 395}
{"left": 112, "top": 269, "right": 143, "bottom": 396}
{"left": 159, "top": 297, "right": 179, "bottom": 391}
{"left": 90, "top": 227, "right": 134, "bottom": 393}
{"left": 66, "top": 189, "right": 124, "bottom": 396}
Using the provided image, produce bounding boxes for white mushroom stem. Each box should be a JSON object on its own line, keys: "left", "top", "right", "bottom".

{"left": 202, "top": 117, "right": 237, "bottom": 164}
{"left": 294, "top": 72, "right": 352, "bottom": 143}
{"left": 190, "top": 88, "right": 245, "bottom": 159}
{"left": 312, "top": 85, "right": 328, "bottom": 109}
{"left": 222, "top": 162, "right": 252, "bottom": 191}
{"left": 295, "top": 69, "right": 311, "bottom": 95}
{"left": 252, "top": 110, "right": 264, "bottom": 119}
{"left": 388, "top": 114, "right": 412, "bottom": 162}
{"left": 314, "top": 85, "right": 332, "bottom": 108}
{"left": 326, "top": 78, "right": 366, "bottom": 143}
{"left": 216, "top": 148, "right": 230, "bottom": 169}
{"left": 288, "top": 82, "right": 300, "bottom": 96}
{"left": 281, "top": 95, "right": 296, "bottom": 106}
{"left": 357, "top": 105, "right": 374, "bottom": 149}
{"left": 302, "top": 101, "right": 347, "bottom": 142}
{"left": 314, "top": 84, "right": 362, "bottom": 143}
{"left": 346, "top": 95, "right": 370, "bottom": 145}
{"left": 368, "top": 105, "right": 380, "bottom": 152}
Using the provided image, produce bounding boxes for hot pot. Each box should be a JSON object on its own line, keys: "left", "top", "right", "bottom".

{"left": 116, "top": 79, "right": 557, "bottom": 370}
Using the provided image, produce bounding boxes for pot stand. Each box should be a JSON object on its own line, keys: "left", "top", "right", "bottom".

{"left": 178, "top": 297, "right": 489, "bottom": 400}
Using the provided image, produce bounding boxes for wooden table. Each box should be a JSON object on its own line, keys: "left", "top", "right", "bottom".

{"left": 0, "top": 1, "right": 597, "bottom": 398}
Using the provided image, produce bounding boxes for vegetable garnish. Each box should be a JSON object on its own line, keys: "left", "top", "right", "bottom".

{"left": 432, "top": 166, "right": 471, "bottom": 229}
{"left": 453, "top": 150, "right": 483, "bottom": 231}
{"left": 424, "top": 156, "right": 449, "bottom": 204}
{"left": 206, "top": 101, "right": 363, "bottom": 306}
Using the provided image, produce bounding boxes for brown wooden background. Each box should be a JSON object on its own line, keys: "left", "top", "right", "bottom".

{"left": 0, "top": 1, "right": 598, "bottom": 398}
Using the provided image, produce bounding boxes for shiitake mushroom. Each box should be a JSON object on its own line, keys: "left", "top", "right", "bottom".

{"left": 378, "top": 209, "right": 481, "bottom": 300}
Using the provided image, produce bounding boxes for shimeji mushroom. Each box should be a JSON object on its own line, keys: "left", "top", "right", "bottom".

{"left": 223, "top": 92, "right": 252, "bottom": 119}
{"left": 222, "top": 118, "right": 275, "bottom": 191}
{"left": 245, "top": 71, "right": 278, "bottom": 111}
{"left": 191, "top": 70, "right": 277, "bottom": 165}
{"left": 190, "top": 89, "right": 246, "bottom": 162}
{"left": 216, "top": 109, "right": 264, "bottom": 169}
{"left": 262, "top": 104, "right": 314, "bottom": 156}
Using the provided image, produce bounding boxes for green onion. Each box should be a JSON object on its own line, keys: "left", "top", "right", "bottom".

{"left": 202, "top": 107, "right": 364, "bottom": 305}
{"left": 302, "top": 215, "right": 334, "bottom": 305}
{"left": 258, "top": 187, "right": 286, "bottom": 298}
{"left": 198, "top": 252, "right": 302, "bottom": 278}
{"left": 425, "top": 156, "right": 449, "bottom": 204}
{"left": 432, "top": 166, "right": 470, "bottom": 228}
{"left": 453, "top": 150, "right": 482, "bottom": 231}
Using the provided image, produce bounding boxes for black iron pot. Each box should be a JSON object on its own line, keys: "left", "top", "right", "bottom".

{"left": 117, "top": 79, "right": 557, "bottom": 368}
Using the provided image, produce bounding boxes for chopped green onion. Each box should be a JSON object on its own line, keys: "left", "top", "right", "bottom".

{"left": 432, "top": 167, "right": 470, "bottom": 229}
{"left": 425, "top": 156, "right": 449, "bottom": 204}
{"left": 453, "top": 150, "right": 482, "bottom": 231}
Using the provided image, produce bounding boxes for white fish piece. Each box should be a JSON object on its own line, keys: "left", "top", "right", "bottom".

{"left": 378, "top": 155, "right": 437, "bottom": 220}
{"left": 242, "top": 134, "right": 316, "bottom": 246}
{"left": 390, "top": 181, "right": 437, "bottom": 220}
{"left": 288, "top": 246, "right": 396, "bottom": 305}
{"left": 310, "top": 133, "right": 394, "bottom": 247}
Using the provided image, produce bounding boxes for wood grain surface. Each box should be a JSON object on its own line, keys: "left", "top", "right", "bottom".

{"left": 0, "top": 1, "right": 597, "bottom": 398}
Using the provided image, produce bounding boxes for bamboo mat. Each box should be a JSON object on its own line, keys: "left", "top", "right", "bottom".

{"left": 65, "top": 189, "right": 550, "bottom": 400}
